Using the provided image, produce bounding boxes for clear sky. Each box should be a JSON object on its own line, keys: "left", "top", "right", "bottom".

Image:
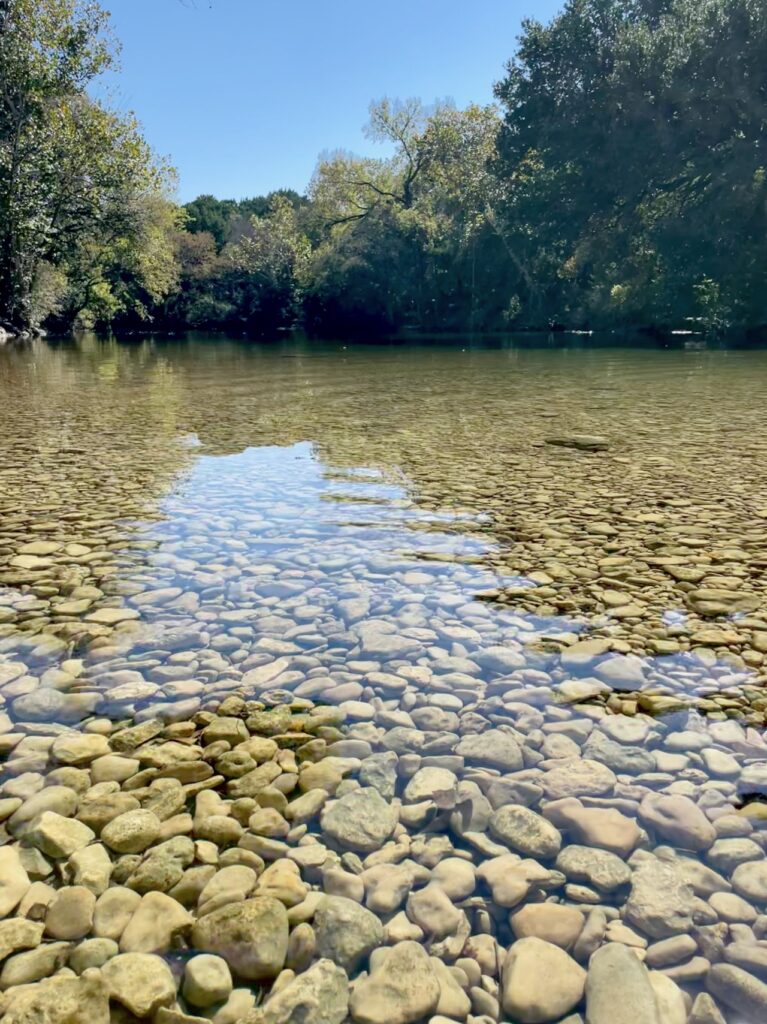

{"left": 95, "top": 0, "right": 561, "bottom": 204}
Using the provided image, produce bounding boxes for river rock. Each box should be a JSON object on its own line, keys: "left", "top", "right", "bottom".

{"left": 259, "top": 958, "right": 349, "bottom": 1024}
{"left": 0, "top": 847, "right": 30, "bottom": 917}
{"left": 510, "top": 904, "right": 585, "bottom": 950}
{"left": 732, "top": 860, "right": 767, "bottom": 903}
{"left": 541, "top": 759, "right": 616, "bottom": 800}
{"left": 1, "top": 972, "right": 109, "bottom": 1024}
{"left": 502, "top": 936, "right": 586, "bottom": 1023}
{"left": 102, "top": 951, "right": 177, "bottom": 1017}
{"left": 624, "top": 854, "right": 695, "bottom": 939}
{"left": 455, "top": 730, "right": 523, "bottom": 771}
{"left": 707, "top": 963, "right": 767, "bottom": 1021}
{"left": 490, "top": 805, "right": 562, "bottom": 859}
{"left": 639, "top": 794, "right": 716, "bottom": 851}
{"left": 348, "top": 941, "right": 440, "bottom": 1024}
{"left": 314, "top": 895, "right": 384, "bottom": 972}
{"left": 556, "top": 845, "right": 631, "bottom": 892}
{"left": 320, "top": 788, "right": 397, "bottom": 853}
{"left": 585, "top": 942, "right": 659, "bottom": 1024}
{"left": 183, "top": 954, "right": 233, "bottom": 1008}
{"left": 190, "top": 896, "right": 288, "bottom": 980}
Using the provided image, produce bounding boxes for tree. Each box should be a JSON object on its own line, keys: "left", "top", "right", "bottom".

{"left": 0, "top": 0, "right": 176, "bottom": 331}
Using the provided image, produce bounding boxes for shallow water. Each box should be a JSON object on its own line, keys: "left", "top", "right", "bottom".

{"left": 2, "top": 334, "right": 767, "bottom": 1021}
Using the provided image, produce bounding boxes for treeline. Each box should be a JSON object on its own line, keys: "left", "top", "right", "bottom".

{"left": 2, "top": 0, "right": 766, "bottom": 339}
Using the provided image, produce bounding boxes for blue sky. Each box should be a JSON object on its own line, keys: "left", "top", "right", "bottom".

{"left": 96, "top": 0, "right": 561, "bottom": 203}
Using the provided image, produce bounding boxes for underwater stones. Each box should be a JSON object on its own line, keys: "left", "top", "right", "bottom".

{"left": 454, "top": 729, "right": 523, "bottom": 771}
{"left": 490, "top": 805, "right": 562, "bottom": 859}
{"left": 541, "top": 758, "right": 617, "bottom": 800}
{"left": 101, "top": 952, "right": 176, "bottom": 1017}
{"left": 348, "top": 941, "right": 440, "bottom": 1024}
{"left": 545, "top": 434, "right": 610, "bottom": 452}
{"left": 624, "top": 855, "right": 696, "bottom": 939}
{"left": 585, "top": 942, "right": 660, "bottom": 1024}
{"left": 502, "top": 936, "right": 586, "bottom": 1023}
{"left": 314, "top": 895, "right": 384, "bottom": 972}
{"left": 190, "top": 897, "right": 289, "bottom": 981}
{"left": 320, "top": 787, "right": 397, "bottom": 852}
{"left": 639, "top": 793, "right": 716, "bottom": 851}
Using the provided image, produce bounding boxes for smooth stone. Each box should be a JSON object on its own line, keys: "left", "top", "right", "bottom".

{"left": 183, "top": 954, "right": 234, "bottom": 1008}
{"left": 320, "top": 788, "right": 397, "bottom": 853}
{"left": 0, "top": 847, "right": 30, "bottom": 917}
{"left": 120, "top": 891, "right": 193, "bottom": 952}
{"left": 585, "top": 942, "right": 659, "bottom": 1024}
{"left": 502, "top": 936, "right": 586, "bottom": 1023}
{"left": 101, "top": 809, "right": 161, "bottom": 854}
{"left": 490, "top": 805, "right": 562, "bottom": 859}
{"left": 707, "top": 963, "right": 767, "bottom": 1021}
{"left": 314, "top": 895, "right": 384, "bottom": 972}
{"left": 732, "top": 861, "right": 767, "bottom": 903}
{"left": 555, "top": 845, "right": 631, "bottom": 892}
{"left": 102, "top": 951, "right": 177, "bottom": 1017}
{"left": 624, "top": 855, "right": 695, "bottom": 939}
{"left": 541, "top": 759, "right": 616, "bottom": 800}
{"left": 454, "top": 731, "right": 523, "bottom": 771}
{"left": 348, "top": 941, "right": 440, "bottom": 1024}
{"left": 639, "top": 794, "right": 716, "bottom": 851}
{"left": 510, "top": 904, "right": 585, "bottom": 950}
{"left": 259, "top": 958, "right": 349, "bottom": 1024}
{"left": 190, "top": 897, "right": 288, "bottom": 980}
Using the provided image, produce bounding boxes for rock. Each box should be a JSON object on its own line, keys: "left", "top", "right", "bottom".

{"left": 259, "top": 958, "right": 349, "bottom": 1024}
{"left": 255, "top": 859, "right": 307, "bottom": 908}
{"left": 403, "top": 767, "right": 458, "bottom": 804}
{"left": 430, "top": 858, "right": 476, "bottom": 901}
{"left": 93, "top": 886, "right": 141, "bottom": 940}
{"left": 431, "top": 956, "right": 472, "bottom": 1019}
{"left": 101, "top": 809, "right": 161, "bottom": 854}
{"left": 501, "top": 936, "right": 586, "bottom": 1023}
{"left": 66, "top": 844, "right": 112, "bottom": 895}
{"left": 545, "top": 799, "right": 641, "bottom": 857}
{"left": 190, "top": 897, "right": 288, "bottom": 980}
{"left": 639, "top": 794, "right": 716, "bottom": 851}
{"left": 478, "top": 855, "right": 552, "bottom": 909}
{"left": 707, "top": 963, "right": 767, "bottom": 1021}
{"left": 688, "top": 992, "right": 727, "bottom": 1024}
{"left": 183, "top": 954, "right": 233, "bottom": 1008}
{"left": 45, "top": 886, "right": 95, "bottom": 940}
{"left": 0, "top": 918, "right": 44, "bottom": 962}
{"left": 1, "top": 971, "right": 109, "bottom": 1024}
{"left": 541, "top": 759, "right": 616, "bottom": 801}
{"left": 545, "top": 434, "right": 609, "bottom": 451}
{"left": 102, "top": 951, "right": 177, "bottom": 1017}
{"left": 119, "top": 891, "right": 193, "bottom": 952}
{"left": 320, "top": 788, "right": 397, "bottom": 853}
{"left": 454, "top": 730, "right": 523, "bottom": 771}
{"left": 510, "top": 904, "right": 585, "bottom": 950}
{"left": 27, "top": 812, "right": 95, "bottom": 859}
{"left": 406, "top": 884, "right": 463, "bottom": 939}
{"left": 490, "top": 805, "right": 562, "bottom": 859}
{"left": 582, "top": 731, "right": 655, "bottom": 773}
{"left": 585, "top": 942, "right": 659, "bottom": 1024}
{"left": 51, "top": 733, "right": 110, "bottom": 765}
{"left": 556, "top": 845, "right": 631, "bottom": 892}
{"left": 624, "top": 855, "right": 695, "bottom": 939}
{"left": 648, "top": 973, "right": 686, "bottom": 1024}
{"left": 348, "top": 941, "right": 440, "bottom": 1024}
{"left": 0, "top": 847, "right": 30, "bottom": 918}
{"left": 69, "top": 938, "right": 119, "bottom": 972}
{"left": 732, "top": 860, "right": 767, "bottom": 903}
{"left": 314, "top": 895, "right": 383, "bottom": 972}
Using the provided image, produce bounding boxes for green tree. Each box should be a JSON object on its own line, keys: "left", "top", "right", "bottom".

{"left": 0, "top": 0, "right": 176, "bottom": 331}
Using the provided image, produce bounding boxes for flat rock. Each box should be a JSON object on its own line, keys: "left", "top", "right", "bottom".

{"left": 624, "top": 855, "right": 695, "bottom": 939}
{"left": 490, "top": 805, "right": 562, "bottom": 859}
{"left": 541, "top": 759, "right": 616, "bottom": 801}
{"left": 639, "top": 794, "right": 716, "bottom": 851}
{"left": 102, "top": 951, "right": 177, "bottom": 1017}
{"left": 454, "top": 730, "right": 523, "bottom": 771}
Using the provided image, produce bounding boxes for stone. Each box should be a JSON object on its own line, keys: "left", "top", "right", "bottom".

{"left": 454, "top": 730, "right": 523, "bottom": 771}
{"left": 545, "top": 799, "right": 641, "bottom": 858}
{"left": 430, "top": 858, "right": 476, "bottom": 900}
{"left": 255, "top": 859, "right": 307, "bottom": 908}
{"left": 27, "top": 812, "right": 95, "bottom": 859}
{"left": 45, "top": 885, "right": 95, "bottom": 940}
{"left": 585, "top": 942, "right": 659, "bottom": 1024}
{"left": 707, "top": 963, "right": 767, "bottom": 1021}
{"left": 556, "top": 845, "right": 631, "bottom": 892}
{"left": 66, "top": 843, "right": 112, "bottom": 895}
{"left": 639, "top": 794, "right": 716, "bottom": 851}
{"left": 490, "top": 805, "right": 562, "bottom": 859}
{"left": 348, "top": 941, "right": 440, "bottom": 1024}
{"left": 101, "top": 809, "right": 161, "bottom": 854}
{"left": 183, "top": 954, "right": 233, "bottom": 1008}
{"left": 69, "top": 938, "right": 119, "bottom": 972}
{"left": 102, "top": 951, "right": 177, "bottom": 1017}
{"left": 406, "top": 884, "right": 464, "bottom": 939}
{"left": 688, "top": 992, "right": 727, "bottom": 1024}
{"left": 93, "top": 886, "right": 141, "bottom": 940}
{"left": 119, "top": 891, "right": 193, "bottom": 952}
{"left": 403, "top": 767, "right": 458, "bottom": 804}
{"left": 501, "top": 936, "right": 586, "bottom": 1023}
{"left": 314, "top": 895, "right": 383, "bottom": 972}
{"left": 624, "top": 855, "right": 695, "bottom": 939}
{"left": 0, "top": 918, "right": 44, "bottom": 962}
{"left": 0, "top": 847, "right": 30, "bottom": 918}
{"left": 259, "top": 958, "right": 349, "bottom": 1024}
{"left": 190, "top": 897, "right": 288, "bottom": 980}
{"left": 51, "top": 733, "right": 111, "bottom": 765}
{"left": 732, "top": 860, "right": 767, "bottom": 903}
{"left": 1, "top": 972, "right": 109, "bottom": 1024}
{"left": 510, "top": 904, "right": 585, "bottom": 950}
{"left": 541, "top": 759, "right": 616, "bottom": 801}
{"left": 648, "top": 973, "right": 686, "bottom": 1024}
{"left": 320, "top": 788, "right": 397, "bottom": 853}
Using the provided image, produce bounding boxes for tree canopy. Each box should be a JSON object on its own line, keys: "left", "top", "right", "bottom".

{"left": 4, "top": 0, "right": 766, "bottom": 338}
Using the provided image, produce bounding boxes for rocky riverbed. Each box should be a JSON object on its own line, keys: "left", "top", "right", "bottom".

{"left": 2, "top": 337, "right": 767, "bottom": 1023}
